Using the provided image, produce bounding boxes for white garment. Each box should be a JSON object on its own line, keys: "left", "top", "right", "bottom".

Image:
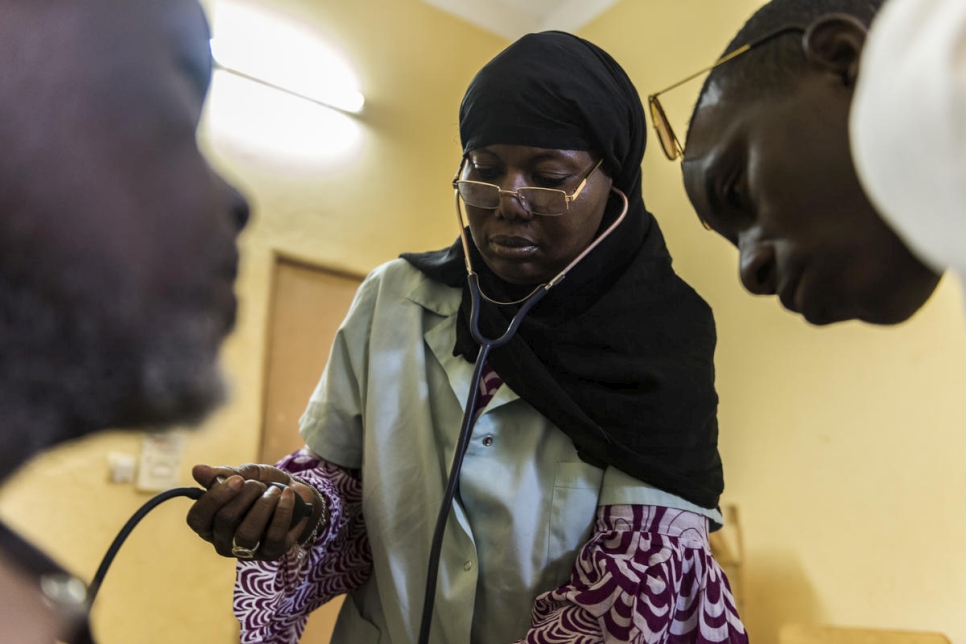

{"left": 301, "top": 259, "right": 721, "bottom": 644}
{"left": 850, "top": 0, "right": 966, "bottom": 304}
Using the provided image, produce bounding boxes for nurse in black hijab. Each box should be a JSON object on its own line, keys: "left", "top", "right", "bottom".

{"left": 189, "top": 31, "right": 748, "bottom": 644}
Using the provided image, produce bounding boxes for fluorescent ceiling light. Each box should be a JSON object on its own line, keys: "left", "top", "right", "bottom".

{"left": 209, "top": 2, "right": 364, "bottom": 114}
{"left": 207, "top": 69, "right": 363, "bottom": 163}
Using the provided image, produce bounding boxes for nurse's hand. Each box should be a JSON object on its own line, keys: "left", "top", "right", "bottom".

{"left": 186, "top": 463, "right": 326, "bottom": 561}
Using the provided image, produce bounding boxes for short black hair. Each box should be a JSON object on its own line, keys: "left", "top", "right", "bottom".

{"left": 686, "top": 0, "right": 885, "bottom": 145}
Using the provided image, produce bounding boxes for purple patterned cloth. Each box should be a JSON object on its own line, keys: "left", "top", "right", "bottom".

{"left": 234, "top": 449, "right": 369, "bottom": 643}
{"left": 233, "top": 366, "right": 747, "bottom": 643}
{"left": 521, "top": 505, "right": 747, "bottom": 644}
{"left": 474, "top": 362, "right": 503, "bottom": 419}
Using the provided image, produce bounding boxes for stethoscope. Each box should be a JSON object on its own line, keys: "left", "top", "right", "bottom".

{"left": 416, "top": 173, "right": 629, "bottom": 644}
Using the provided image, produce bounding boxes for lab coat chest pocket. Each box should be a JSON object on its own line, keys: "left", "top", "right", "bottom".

{"left": 544, "top": 461, "right": 604, "bottom": 582}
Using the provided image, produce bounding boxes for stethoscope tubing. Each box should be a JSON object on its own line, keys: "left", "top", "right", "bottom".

{"left": 416, "top": 276, "right": 548, "bottom": 644}
{"left": 417, "top": 185, "right": 628, "bottom": 644}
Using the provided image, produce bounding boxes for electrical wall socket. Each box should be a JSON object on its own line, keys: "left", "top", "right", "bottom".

{"left": 107, "top": 452, "right": 137, "bottom": 484}
{"left": 136, "top": 432, "right": 186, "bottom": 492}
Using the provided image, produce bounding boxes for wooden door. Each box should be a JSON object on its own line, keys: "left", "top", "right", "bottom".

{"left": 260, "top": 255, "right": 364, "bottom": 642}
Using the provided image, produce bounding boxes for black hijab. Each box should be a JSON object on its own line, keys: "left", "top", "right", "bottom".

{"left": 403, "top": 31, "right": 722, "bottom": 509}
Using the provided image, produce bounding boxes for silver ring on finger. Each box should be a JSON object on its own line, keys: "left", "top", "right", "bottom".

{"left": 231, "top": 537, "right": 260, "bottom": 560}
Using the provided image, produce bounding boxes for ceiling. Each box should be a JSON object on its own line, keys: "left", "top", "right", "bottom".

{"left": 418, "top": 0, "right": 620, "bottom": 40}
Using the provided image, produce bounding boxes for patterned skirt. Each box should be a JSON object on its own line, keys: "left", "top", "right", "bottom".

{"left": 519, "top": 505, "right": 748, "bottom": 644}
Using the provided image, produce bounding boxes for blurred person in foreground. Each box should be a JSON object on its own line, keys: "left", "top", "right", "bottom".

{"left": 0, "top": 0, "right": 249, "bottom": 641}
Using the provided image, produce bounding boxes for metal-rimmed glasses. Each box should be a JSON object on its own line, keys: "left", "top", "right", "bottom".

{"left": 647, "top": 24, "right": 806, "bottom": 162}
{"left": 452, "top": 158, "right": 603, "bottom": 216}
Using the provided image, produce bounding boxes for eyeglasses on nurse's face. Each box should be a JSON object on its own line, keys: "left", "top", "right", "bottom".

{"left": 452, "top": 158, "right": 603, "bottom": 216}
{"left": 647, "top": 24, "right": 806, "bottom": 162}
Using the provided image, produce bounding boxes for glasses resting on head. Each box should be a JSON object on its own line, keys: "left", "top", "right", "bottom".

{"left": 646, "top": 24, "right": 806, "bottom": 163}
{"left": 453, "top": 158, "right": 603, "bottom": 216}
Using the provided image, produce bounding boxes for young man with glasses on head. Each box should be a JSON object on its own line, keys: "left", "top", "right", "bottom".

{"left": 652, "top": 0, "right": 965, "bottom": 327}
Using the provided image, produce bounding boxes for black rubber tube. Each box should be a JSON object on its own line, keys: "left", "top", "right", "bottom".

{"left": 86, "top": 486, "right": 205, "bottom": 604}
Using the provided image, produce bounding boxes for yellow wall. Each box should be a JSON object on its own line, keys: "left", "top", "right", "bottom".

{"left": 2, "top": 1, "right": 965, "bottom": 643}
{"left": 580, "top": 1, "right": 966, "bottom": 642}
{"left": 0, "top": 1, "right": 506, "bottom": 642}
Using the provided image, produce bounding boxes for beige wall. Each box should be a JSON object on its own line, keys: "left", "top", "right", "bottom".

{"left": 2, "top": 1, "right": 964, "bottom": 643}
{"left": 580, "top": 1, "right": 966, "bottom": 642}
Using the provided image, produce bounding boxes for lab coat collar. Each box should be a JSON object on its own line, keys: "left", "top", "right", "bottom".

{"left": 407, "top": 275, "right": 521, "bottom": 413}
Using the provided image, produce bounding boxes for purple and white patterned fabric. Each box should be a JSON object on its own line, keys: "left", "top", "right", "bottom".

{"left": 520, "top": 505, "right": 747, "bottom": 644}
{"left": 474, "top": 362, "right": 504, "bottom": 421}
{"left": 232, "top": 369, "right": 747, "bottom": 643}
{"left": 234, "top": 449, "right": 370, "bottom": 643}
